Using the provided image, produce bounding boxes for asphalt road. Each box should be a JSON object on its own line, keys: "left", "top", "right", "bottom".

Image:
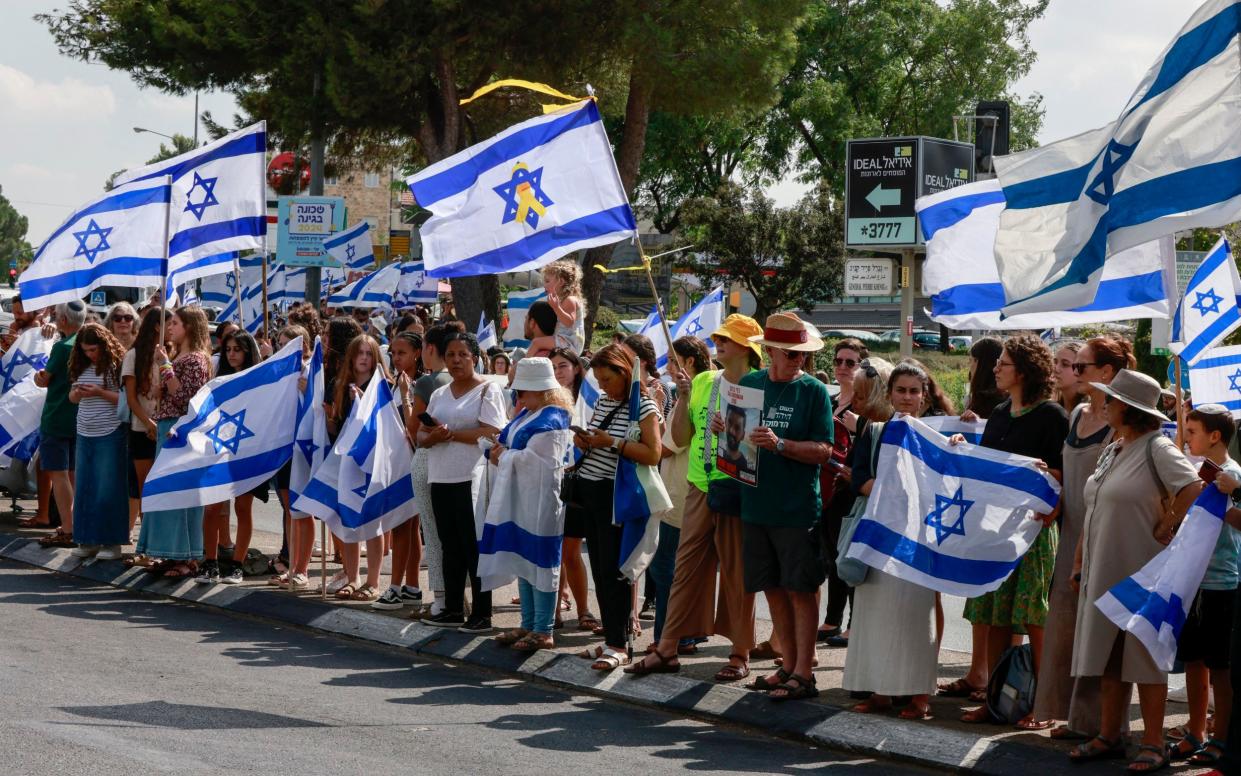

{"left": 0, "top": 560, "right": 928, "bottom": 775}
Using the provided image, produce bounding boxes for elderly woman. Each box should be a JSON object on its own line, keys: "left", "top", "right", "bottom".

{"left": 960, "top": 333, "right": 1069, "bottom": 725}
{"left": 1032, "top": 337, "right": 1135, "bottom": 738}
{"left": 105, "top": 302, "right": 138, "bottom": 350}
{"left": 478, "top": 357, "right": 574, "bottom": 651}
{"left": 1066, "top": 369, "right": 1203, "bottom": 771}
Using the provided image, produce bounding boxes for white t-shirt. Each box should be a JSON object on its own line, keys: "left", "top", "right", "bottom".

{"left": 120, "top": 348, "right": 159, "bottom": 432}
{"left": 425, "top": 379, "right": 508, "bottom": 484}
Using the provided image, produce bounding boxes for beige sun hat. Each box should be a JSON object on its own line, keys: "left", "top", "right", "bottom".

{"left": 747, "top": 311, "right": 825, "bottom": 352}
{"left": 1090, "top": 368, "right": 1167, "bottom": 420}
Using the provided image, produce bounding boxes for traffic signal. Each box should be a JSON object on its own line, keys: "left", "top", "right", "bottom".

{"left": 973, "top": 101, "right": 1010, "bottom": 176}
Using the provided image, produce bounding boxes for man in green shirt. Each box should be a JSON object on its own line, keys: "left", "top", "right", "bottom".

{"left": 35, "top": 300, "right": 84, "bottom": 546}
{"left": 738, "top": 312, "right": 832, "bottom": 701}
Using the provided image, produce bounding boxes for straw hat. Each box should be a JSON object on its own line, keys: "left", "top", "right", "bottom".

{"left": 510, "top": 356, "right": 559, "bottom": 392}
{"left": 1090, "top": 369, "right": 1166, "bottom": 420}
{"left": 748, "top": 311, "right": 825, "bottom": 353}
{"left": 709, "top": 313, "right": 764, "bottom": 359}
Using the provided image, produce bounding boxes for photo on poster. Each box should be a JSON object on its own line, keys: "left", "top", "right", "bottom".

{"left": 715, "top": 379, "right": 763, "bottom": 486}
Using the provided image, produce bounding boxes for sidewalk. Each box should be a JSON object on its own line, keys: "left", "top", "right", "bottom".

{"left": 0, "top": 504, "right": 1208, "bottom": 775}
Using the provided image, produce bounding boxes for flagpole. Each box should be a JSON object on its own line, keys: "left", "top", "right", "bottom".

{"left": 232, "top": 257, "right": 244, "bottom": 326}
{"left": 260, "top": 250, "right": 270, "bottom": 341}
{"left": 321, "top": 520, "right": 328, "bottom": 600}
{"left": 158, "top": 175, "right": 173, "bottom": 346}
{"left": 636, "top": 243, "right": 684, "bottom": 376}
{"left": 1174, "top": 358, "right": 1187, "bottom": 449}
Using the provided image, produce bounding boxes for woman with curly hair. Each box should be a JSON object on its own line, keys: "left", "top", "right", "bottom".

{"left": 67, "top": 323, "right": 129, "bottom": 560}
{"left": 959, "top": 332, "right": 1070, "bottom": 726}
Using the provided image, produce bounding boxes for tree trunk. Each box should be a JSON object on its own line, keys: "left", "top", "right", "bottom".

{"left": 581, "top": 67, "right": 654, "bottom": 343}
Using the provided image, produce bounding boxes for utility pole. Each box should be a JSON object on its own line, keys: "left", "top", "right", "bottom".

{"left": 305, "top": 71, "right": 324, "bottom": 307}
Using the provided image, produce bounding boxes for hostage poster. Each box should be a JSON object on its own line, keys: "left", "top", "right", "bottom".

{"left": 715, "top": 379, "right": 763, "bottom": 486}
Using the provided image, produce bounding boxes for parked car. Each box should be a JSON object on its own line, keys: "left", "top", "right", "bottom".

{"left": 949, "top": 335, "right": 973, "bottom": 351}
{"left": 820, "top": 328, "right": 882, "bottom": 343}
{"left": 879, "top": 329, "right": 940, "bottom": 346}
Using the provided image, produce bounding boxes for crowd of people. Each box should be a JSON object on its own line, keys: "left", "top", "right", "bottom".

{"left": 9, "top": 256, "right": 1241, "bottom": 773}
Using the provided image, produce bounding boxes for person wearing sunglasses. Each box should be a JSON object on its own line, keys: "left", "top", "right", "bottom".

{"left": 104, "top": 302, "right": 138, "bottom": 350}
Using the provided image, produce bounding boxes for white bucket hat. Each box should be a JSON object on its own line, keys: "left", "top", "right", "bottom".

{"left": 510, "top": 356, "right": 558, "bottom": 392}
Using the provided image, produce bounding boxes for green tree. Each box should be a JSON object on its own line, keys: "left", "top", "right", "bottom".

{"left": 105, "top": 133, "right": 198, "bottom": 191}
{"left": 0, "top": 185, "right": 32, "bottom": 278}
{"left": 680, "top": 181, "right": 844, "bottom": 321}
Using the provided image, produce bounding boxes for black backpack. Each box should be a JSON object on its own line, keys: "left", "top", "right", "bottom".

{"left": 985, "top": 643, "right": 1037, "bottom": 724}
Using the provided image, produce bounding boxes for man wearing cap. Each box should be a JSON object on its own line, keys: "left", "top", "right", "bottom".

{"left": 33, "top": 300, "right": 85, "bottom": 547}
{"left": 738, "top": 311, "right": 833, "bottom": 701}
{"left": 626, "top": 313, "right": 764, "bottom": 680}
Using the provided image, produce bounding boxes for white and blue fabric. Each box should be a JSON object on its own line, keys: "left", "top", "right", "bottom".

{"left": 0, "top": 372, "right": 46, "bottom": 467}
{"left": 164, "top": 251, "right": 241, "bottom": 305}
{"left": 140, "top": 338, "right": 304, "bottom": 511}
{"left": 917, "top": 179, "right": 1176, "bottom": 329}
{"left": 394, "top": 261, "right": 438, "bottom": 308}
{"left": 614, "top": 358, "right": 672, "bottom": 581}
{"left": 0, "top": 328, "right": 54, "bottom": 394}
{"left": 477, "top": 311, "right": 499, "bottom": 352}
{"left": 503, "top": 287, "right": 547, "bottom": 346}
{"left": 116, "top": 122, "right": 267, "bottom": 287}
{"left": 323, "top": 221, "right": 375, "bottom": 271}
{"left": 280, "top": 264, "right": 308, "bottom": 305}
{"left": 407, "top": 100, "right": 638, "bottom": 278}
{"left": 290, "top": 338, "right": 327, "bottom": 517}
{"left": 328, "top": 262, "right": 401, "bottom": 309}
{"left": 919, "top": 415, "right": 988, "bottom": 445}
{"left": 293, "top": 376, "right": 416, "bottom": 542}
{"left": 1187, "top": 344, "right": 1241, "bottom": 417}
{"left": 199, "top": 260, "right": 240, "bottom": 312}
{"left": 845, "top": 416, "right": 1061, "bottom": 597}
{"left": 476, "top": 405, "right": 574, "bottom": 593}
{"left": 19, "top": 177, "right": 174, "bottom": 310}
{"left": 638, "top": 286, "right": 726, "bottom": 369}
{"left": 992, "top": 0, "right": 1241, "bottom": 318}
{"left": 1094, "top": 484, "right": 1230, "bottom": 671}
{"left": 1171, "top": 237, "right": 1241, "bottom": 365}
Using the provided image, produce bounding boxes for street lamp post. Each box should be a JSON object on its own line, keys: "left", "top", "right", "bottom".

{"left": 132, "top": 126, "right": 175, "bottom": 141}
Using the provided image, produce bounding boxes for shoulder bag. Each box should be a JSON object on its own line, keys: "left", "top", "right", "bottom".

{"left": 559, "top": 400, "right": 624, "bottom": 509}
{"left": 835, "top": 421, "right": 884, "bottom": 587}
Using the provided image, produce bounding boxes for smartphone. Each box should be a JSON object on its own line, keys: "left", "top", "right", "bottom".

{"left": 1200, "top": 458, "right": 1222, "bottom": 484}
{"left": 418, "top": 412, "right": 437, "bottom": 427}
{"left": 569, "top": 425, "right": 591, "bottom": 436}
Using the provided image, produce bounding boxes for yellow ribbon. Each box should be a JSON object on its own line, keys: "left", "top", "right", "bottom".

{"left": 510, "top": 163, "right": 548, "bottom": 225}
{"left": 459, "top": 79, "right": 592, "bottom": 113}
{"left": 593, "top": 260, "right": 651, "bottom": 274}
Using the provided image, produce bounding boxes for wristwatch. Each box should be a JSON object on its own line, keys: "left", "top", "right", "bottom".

{"left": 775, "top": 438, "right": 786, "bottom": 455}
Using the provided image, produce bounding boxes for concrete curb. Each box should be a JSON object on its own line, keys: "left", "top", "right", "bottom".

{"left": 1, "top": 532, "right": 1079, "bottom": 775}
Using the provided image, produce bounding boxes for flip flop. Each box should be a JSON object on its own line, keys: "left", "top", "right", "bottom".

{"left": 899, "top": 703, "right": 932, "bottom": 720}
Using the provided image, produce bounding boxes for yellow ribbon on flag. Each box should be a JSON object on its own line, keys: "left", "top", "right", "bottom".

{"left": 510, "top": 163, "right": 548, "bottom": 225}
{"left": 459, "top": 79, "right": 593, "bottom": 113}
{"left": 593, "top": 261, "right": 650, "bottom": 274}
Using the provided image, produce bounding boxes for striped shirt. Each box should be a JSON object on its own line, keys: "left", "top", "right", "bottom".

{"left": 578, "top": 394, "right": 657, "bottom": 482}
{"left": 75, "top": 365, "right": 121, "bottom": 438}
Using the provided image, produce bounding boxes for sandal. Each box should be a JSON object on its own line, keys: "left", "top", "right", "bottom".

{"left": 268, "top": 572, "right": 290, "bottom": 587}
{"left": 1164, "top": 724, "right": 1191, "bottom": 743}
{"left": 960, "top": 706, "right": 994, "bottom": 724}
{"left": 16, "top": 517, "right": 50, "bottom": 528}
{"left": 123, "top": 555, "right": 154, "bottom": 568}
{"left": 1016, "top": 714, "right": 1055, "bottom": 731}
{"left": 937, "top": 677, "right": 984, "bottom": 698}
{"left": 746, "top": 668, "right": 790, "bottom": 692}
{"left": 852, "top": 697, "right": 893, "bottom": 714}
{"left": 38, "top": 530, "right": 75, "bottom": 548}
{"left": 1188, "top": 738, "right": 1225, "bottom": 765}
{"left": 1050, "top": 725, "right": 1090, "bottom": 741}
{"left": 714, "top": 657, "right": 749, "bottom": 682}
{"left": 578, "top": 645, "right": 606, "bottom": 661}
{"left": 1067, "top": 735, "right": 1126, "bottom": 763}
{"left": 1165, "top": 731, "right": 1203, "bottom": 761}
{"left": 968, "top": 688, "right": 987, "bottom": 703}
{"left": 577, "top": 612, "right": 601, "bottom": 632}
{"left": 351, "top": 584, "right": 379, "bottom": 601}
{"left": 770, "top": 673, "right": 818, "bottom": 702}
{"left": 624, "top": 649, "right": 680, "bottom": 676}
{"left": 899, "top": 702, "right": 932, "bottom": 720}
{"left": 494, "top": 628, "right": 529, "bottom": 646}
{"left": 749, "top": 640, "right": 781, "bottom": 661}
{"left": 163, "top": 562, "right": 197, "bottom": 579}
{"left": 335, "top": 583, "right": 358, "bottom": 600}
{"left": 590, "top": 648, "right": 630, "bottom": 671}
{"left": 511, "top": 633, "right": 553, "bottom": 652}
{"left": 1127, "top": 744, "right": 1169, "bottom": 773}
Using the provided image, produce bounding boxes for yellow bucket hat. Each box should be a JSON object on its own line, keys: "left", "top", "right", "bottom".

{"left": 710, "top": 313, "right": 764, "bottom": 359}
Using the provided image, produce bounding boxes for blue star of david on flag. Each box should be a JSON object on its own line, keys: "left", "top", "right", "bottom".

{"left": 72, "top": 219, "right": 113, "bottom": 264}
{"left": 351, "top": 472, "right": 372, "bottom": 500}
{"left": 205, "top": 408, "right": 255, "bottom": 455}
{"left": 1192, "top": 287, "right": 1225, "bottom": 317}
{"left": 1084, "top": 139, "right": 1137, "bottom": 207}
{"left": 0, "top": 349, "right": 47, "bottom": 392}
{"left": 493, "top": 163, "right": 553, "bottom": 229}
{"left": 225, "top": 272, "right": 237, "bottom": 292}
{"left": 1228, "top": 368, "right": 1241, "bottom": 395}
{"left": 183, "top": 171, "right": 220, "bottom": 221}
{"left": 297, "top": 437, "right": 319, "bottom": 464}
{"left": 682, "top": 317, "right": 704, "bottom": 337}
{"left": 925, "top": 485, "right": 974, "bottom": 545}
{"left": 346, "top": 244, "right": 356, "bottom": 261}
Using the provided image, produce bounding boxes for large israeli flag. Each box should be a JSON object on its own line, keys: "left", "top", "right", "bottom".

{"left": 140, "top": 338, "right": 303, "bottom": 511}
{"left": 845, "top": 416, "right": 1061, "bottom": 597}
{"left": 1171, "top": 237, "right": 1241, "bottom": 365}
{"left": 328, "top": 262, "right": 401, "bottom": 308}
{"left": 503, "top": 287, "right": 547, "bottom": 346}
{"left": 613, "top": 357, "right": 672, "bottom": 581}
{"left": 293, "top": 376, "right": 416, "bottom": 542}
{"left": 290, "top": 338, "right": 327, "bottom": 517}
{"left": 1187, "top": 344, "right": 1241, "bottom": 417}
{"left": 323, "top": 221, "right": 374, "bottom": 271}
{"left": 407, "top": 100, "right": 638, "bottom": 278}
{"left": 0, "top": 372, "right": 46, "bottom": 467}
{"left": 1095, "top": 485, "right": 1230, "bottom": 671}
{"left": 638, "top": 286, "right": 726, "bottom": 369}
{"left": 19, "top": 177, "right": 174, "bottom": 310}
{"left": 116, "top": 122, "right": 267, "bottom": 284}
{"left": 993, "top": 0, "right": 1241, "bottom": 318}
{"left": 917, "top": 179, "right": 1176, "bottom": 329}
{"left": 477, "top": 404, "right": 575, "bottom": 593}
{"left": 394, "top": 261, "right": 438, "bottom": 308}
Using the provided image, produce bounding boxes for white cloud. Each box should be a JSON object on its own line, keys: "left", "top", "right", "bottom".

{"left": 0, "top": 63, "right": 115, "bottom": 120}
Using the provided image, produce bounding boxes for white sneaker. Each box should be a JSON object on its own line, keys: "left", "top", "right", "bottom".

{"left": 70, "top": 545, "right": 100, "bottom": 558}
{"left": 287, "top": 573, "right": 309, "bottom": 590}
{"left": 326, "top": 571, "right": 349, "bottom": 594}
{"left": 95, "top": 545, "right": 123, "bottom": 561}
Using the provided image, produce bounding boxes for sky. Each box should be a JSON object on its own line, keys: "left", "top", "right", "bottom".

{"left": 0, "top": 1, "right": 1209, "bottom": 243}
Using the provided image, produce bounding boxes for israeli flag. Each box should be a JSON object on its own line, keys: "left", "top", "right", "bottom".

{"left": 140, "top": 338, "right": 304, "bottom": 511}
{"left": 503, "top": 287, "right": 547, "bottom": 346}
{"left": 639, "top": 286, "right": 726, "bottom": 369}
{"left": 0, "top": 372, "right": 46, "bottom": 467}
{"left": 290, "top": 338, "right": 327, "bottom": 516}
{"left": 199, "top": 259, "right": 240, "bottom": 311}
{"left": 321, "top": 264, "right": 347, "bottom": 297}
{"left": 0, "top": 328, "right": 54, "bottom": 393}
{"left": 919, "top": 415, "right": 987, "bottom": 445}
{"left": 916, "top": 180, "right": 1176, "bottom": 329}
{"left": 1171, "top": 238, "right": 1241, "bottom": 365}
{"left": 477, "top": 405, "right": 575, "bottom": 593}
{"left": 323, "top": 221, "right": 374, "bottom": 271}
{"left": 992, "top": 1, "right": 1241, "bottom": 318}
{"left": 328, "top": 262, "right": 401, "bottom": 308}
{"left": 165, "top": 251, "right": 240, "bottom": 305}
{"left": 477, "top": 312, "right": 498, "bottom": 352}
{"left": 116, "top": 122, "right": 267, "bottom": 281}
{"left": 1187, "top": 344, "right": 1241, "bottom": 417}
{"left": 179, "top": 281, "right": 200, "bottom": 307}
{"left": 613, "top": 357, "right": 672, "bottom": 581}
{"left": 1095, "top": 485, "right": 1230, "bottom": 671}
{"left": 394, "top": 261, "right": 438, "bottom": 309}
{"left": 19, "top": 177, "right": 174, "bottom": 310}
{"left": 281, "top": 264, "right": 308, "bottom": 304}
{"left": 845, "top": 416, "right": 1061, "bottom": 597}
{"left": 293, "top": 376, "right": 416, "bottom": 542}
{"left": 407, "top": 100, "right": 638, "bottom": 278}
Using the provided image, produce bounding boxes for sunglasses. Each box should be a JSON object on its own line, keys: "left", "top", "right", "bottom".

{"left": 833, "top": 357, "right": 858, "bottom": 368}
{"left": 1070, "top": 362, "right": 1101, "bottom": 374}
{"left": 858, "top": 359, "right": 879, "bottom": 378}
{"left": 112, "top": 315, "right": 134, "bottom": 322}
